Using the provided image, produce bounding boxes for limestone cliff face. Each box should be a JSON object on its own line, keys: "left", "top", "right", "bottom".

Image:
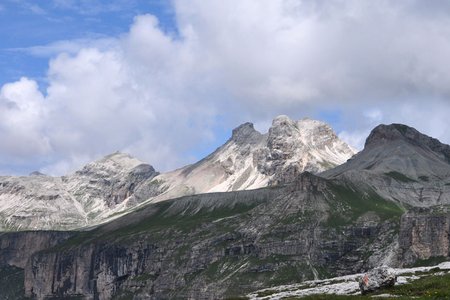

{"left": 23, "top": 174, "right": 400, "bottom": 299}
{"left": 399, "top": 208, "right": 450, "bottom": 265}
{"left": 0, "top": 231, "right": 73, "bottom": 268}
{"left": 7, "top": 186, "right": 450, "bottom": 299}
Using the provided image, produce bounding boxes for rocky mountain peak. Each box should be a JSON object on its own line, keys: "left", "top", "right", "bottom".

{"left": 76, "top": 152, "right": 150, "bottom": 176}
{"left": 231, "top": 122, "right": 263, "bottom": 145}
{"left": 268, "top": 116, "right": 336, "bottom": 141}
{"left": 297, "top": 118, "right": 338, "bottom": 145}
{"left": 365, "top": 124, "right": 420, "bottom": 147}
{"left": 272, "top": 114, "right": 295, "bottom": 125}
{"left": 99, "top": 152, "right": 145, "bottom": 168}
{"left": 297, "top": 118, "right": 333, "bottom": 133}
{"left": 365, "top": 124, "right": 450, "bottom": 163}
{"left": 267, "top": 115, "right": 349, "bottom": 151}
{"left": 269, "top": 115, "right": 298, "bottom": 137}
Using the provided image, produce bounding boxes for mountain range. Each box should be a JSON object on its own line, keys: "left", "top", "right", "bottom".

{"left": 1, "top": 117, "right": 450, "bottom": 299}
{"left": 0, "top": 115, "right": 355, "bottom": 231}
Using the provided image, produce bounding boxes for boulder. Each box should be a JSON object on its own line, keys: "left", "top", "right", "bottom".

{"left": 358, "top": 267, "right": 396, "bottom": 294}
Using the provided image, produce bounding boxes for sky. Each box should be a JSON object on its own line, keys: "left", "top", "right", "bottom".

{"left": 1, "top": 0, "right": 450, "bottom": 175}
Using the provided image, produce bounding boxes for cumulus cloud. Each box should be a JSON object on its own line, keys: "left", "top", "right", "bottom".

{"left": 0, "top": 78, "right": 50, "bottom": 159}
{"left": 2, "top": 0, "right": 450, "bottom": 174}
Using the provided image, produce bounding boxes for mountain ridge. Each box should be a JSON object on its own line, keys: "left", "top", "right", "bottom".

{"left": 0, "top": 115, "right": 355, "bottom": 230}
{"left": 149, "top": 115, "right": 355, "bottom": 200}
{"left": 1, "top": 122, "right": 450, "bottom": 299}
{"left": 322, "top": 123, "right": 450, "bottom": 208}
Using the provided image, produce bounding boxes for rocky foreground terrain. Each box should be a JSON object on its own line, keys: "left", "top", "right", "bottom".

{"left": 0, "top": 121, "right": 450, "bottom": 299}
{"left": 0, "top": 116, "right": 355, "bottom": 231}
{"left": 248, "top": 262, "right": 450, "bottom": 299}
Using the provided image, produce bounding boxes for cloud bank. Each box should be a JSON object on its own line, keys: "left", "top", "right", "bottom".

{"left": 1, "top": 0, "right": 450, "bottom": 174}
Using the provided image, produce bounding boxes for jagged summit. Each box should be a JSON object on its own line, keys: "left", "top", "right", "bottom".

{"left": 230, "top": 122, "right": 263, "bottom": 145}
{"left": 271, "top": 114, "right": 296, "bottom": 128}
{"left": 149, "top": 115, "right": 356, "bottom": 201}
{"left": 269, "top": 116, "right": 344, "bottom": 146}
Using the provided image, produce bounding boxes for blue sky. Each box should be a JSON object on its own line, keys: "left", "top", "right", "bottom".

{"left": 0, "top": 0, "right": 176, "bottom": 86}
{"left": 1, "top": 0, "right": 450, "bottom": 175}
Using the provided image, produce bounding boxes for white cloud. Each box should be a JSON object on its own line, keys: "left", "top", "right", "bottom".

{"left": 339, "top": 130, "right": 368, "bottom": 151}
{"left": 11, "top": 38, "right": 117, "bottom": 58}
{"left": 0, "top": 78, "right": 50, "bottom": 160}
{"left": 2, "top": 0, "right": 450, "bottom": 174}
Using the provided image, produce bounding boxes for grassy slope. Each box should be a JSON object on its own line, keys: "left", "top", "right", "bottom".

{"left": 326, "top": 182, "right": 404, "bottom": 227}
{"left": 284, "top": 272, "right": 450, "bottom": 299}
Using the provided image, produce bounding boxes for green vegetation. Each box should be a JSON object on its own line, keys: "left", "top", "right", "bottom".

{"left": 111, "top": 201, "right": 258, "bottom": 238}
{"left": 269, "top": 264, "right": 303, "bottom": 286}
{"left": 112, "top": 290, "right": 135, "bottom": 300}
{"left": 276, "top": 272, "right": 450, "bottom": 299}
{"left": 379, "top": 273, "right": 450, "bottom": 299}
{"left": 284, "top": 296, "right": 369, "bottom": 300}
{"left": 411, "top": 256, "right": 450, "bottom": 267}
{"left": 51, "top": 193, "right": 267, "bottom": 250}
{"left": 193, "top": 255, "right": 312, "bottom": 298}
{"left": 44, "top": 231, "right": 90, "bottom": 251}
{"left": 133, "top": 273, "right": 158, "bottom": 281}
{"left": 278, "top": 209, "right": 318, "bottom": 226}
{"left": 326, "top": 184, "right": 404, "bottom": 227}
{"left": 385, "top": 171, "right": 417, "bottom": 183}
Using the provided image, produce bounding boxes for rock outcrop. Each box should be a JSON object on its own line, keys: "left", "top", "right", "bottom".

{"left": 249, "top": 262, "right": 450, "bottom": 299}
{"left": 0, "top": 231, "right": 73, "bottom": 268}
{"left": 399, "top": 207, "right": 450, "bottom": 265}
{"left": 358, "top": 267, "right": 396, "bottom": 294}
